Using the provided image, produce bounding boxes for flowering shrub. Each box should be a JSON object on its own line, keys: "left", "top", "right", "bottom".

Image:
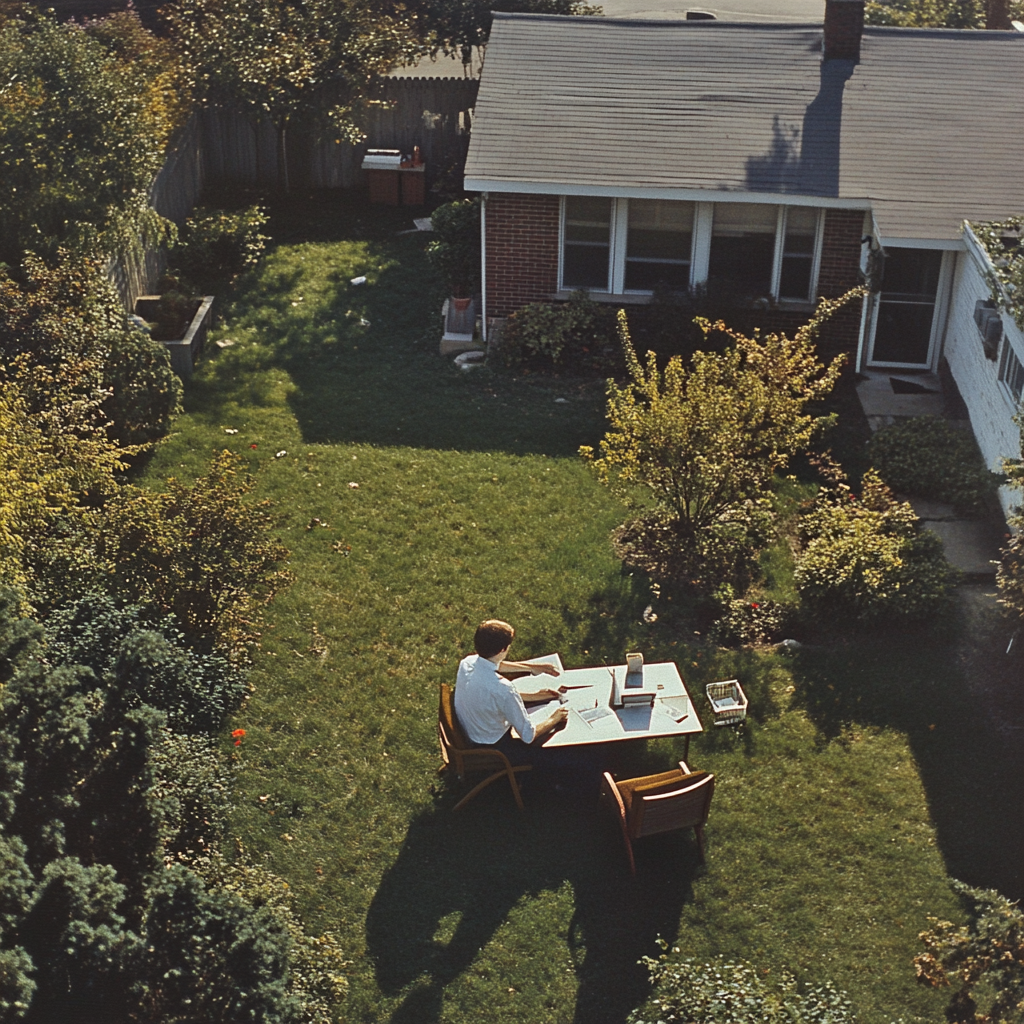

{"left": 629, "top": 949, "right": 858, "bottom": 1024}
{"left": 709, "top": 596, "right": 793, "bottom": 647}
{"left": 795, "top": 469, "right": 956, "bottom": 625}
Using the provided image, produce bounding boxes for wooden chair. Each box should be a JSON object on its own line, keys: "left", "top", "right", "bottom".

{"left": 437, "top": 683, "right": 532, "bottom": 811}
{"left": 601, "top": 761, "right": 715, "bottom": 874}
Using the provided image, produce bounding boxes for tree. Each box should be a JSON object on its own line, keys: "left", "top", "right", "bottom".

{"left": 0, "top": 10, "right": 173, "bottom": 263}
{"left": 426, "top": 199, "right": 480, "bottom": 298}
{"left": 865, "top": 0, "right": 1022, "bottom": 27}
{"left": 166, "top": 0, "right": 419, "bottom": 190}
{"left": 915, "top": 881, "right": 1024, "bottom": 1023}
{"left": 581, "top": 296, "right": 849, "bottom": 588}
{"left": 412, "top": 0, "right": 602, "bottom": 66}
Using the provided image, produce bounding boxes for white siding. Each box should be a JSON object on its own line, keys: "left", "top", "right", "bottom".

{"left": 943, "top": 249, "right": 1022, "bottom": 520}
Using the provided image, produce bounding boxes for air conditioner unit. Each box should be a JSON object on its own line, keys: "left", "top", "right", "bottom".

{"left": 975, "top": 300, "right": 1003, "bottom": 360}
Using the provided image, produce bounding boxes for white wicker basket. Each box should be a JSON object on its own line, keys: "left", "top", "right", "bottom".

{"left": 705, "top": 679, "right": 748, "bottom": 726}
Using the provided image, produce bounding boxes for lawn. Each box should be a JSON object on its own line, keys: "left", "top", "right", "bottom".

{"left": 138, "top": 190, "right": 1023, "bottom": 1024}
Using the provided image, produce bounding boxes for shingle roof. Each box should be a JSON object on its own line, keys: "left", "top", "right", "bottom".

{"left": 464, "top": 14, "right": 1024, "bottom": 241}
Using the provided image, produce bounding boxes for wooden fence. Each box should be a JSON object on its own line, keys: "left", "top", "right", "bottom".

{"left": 201, "top": 77, "right": 479, "bottom": 191}
{"left": 106, "top": 76, "right": 476, "bottom": 307}
{"left": 106, "top": 112, "right": 206, "bottom": 309}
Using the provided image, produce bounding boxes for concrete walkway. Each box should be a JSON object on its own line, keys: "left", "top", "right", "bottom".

{"left": 856, "top": 371, "right": 1004, "bottom": 579}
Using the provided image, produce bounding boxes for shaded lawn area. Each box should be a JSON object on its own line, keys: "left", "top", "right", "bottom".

{"left": 137, "top": 190, "right": 1022, "bottom": 1024}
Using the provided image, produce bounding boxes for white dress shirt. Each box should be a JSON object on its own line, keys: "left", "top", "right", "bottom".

{"left": 453, "top": 653, "right": 536, "bottom": 745}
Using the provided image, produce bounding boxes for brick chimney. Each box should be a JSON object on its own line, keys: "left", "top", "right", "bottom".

{"left": 823, "top": 0, "right": 865, "bottom": 61}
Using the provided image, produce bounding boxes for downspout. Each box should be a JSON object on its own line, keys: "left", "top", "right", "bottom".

{"left": 854, "top": 208, "right": 883, "bottom": 372}
{"left": 480, "top": 192, "right": 488, "bottom": 344}
{"left": 855, "top": 290, "right": 868, "bottom": 373}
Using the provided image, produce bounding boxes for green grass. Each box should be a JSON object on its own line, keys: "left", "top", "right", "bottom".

{"left": 137, "top": 190, "right": 1023, "bottom": 1024}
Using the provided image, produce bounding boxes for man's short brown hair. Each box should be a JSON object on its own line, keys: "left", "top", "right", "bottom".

{"left": 475, "top": 619, "right": 514, "bottom": 659}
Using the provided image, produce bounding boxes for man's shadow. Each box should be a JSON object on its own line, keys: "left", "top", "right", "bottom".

{"left": 366, "top": 782, "right": 702, "bottom": 1024}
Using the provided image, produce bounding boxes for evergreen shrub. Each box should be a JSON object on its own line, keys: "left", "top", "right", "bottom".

{"left": 501, "top": 290, "right": 619, "bottom": 369}
{"left": 868, "top": 415, "right": 1002, "bottom": 516}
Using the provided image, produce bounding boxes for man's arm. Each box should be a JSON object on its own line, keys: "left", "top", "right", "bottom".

{"left": 531, "top": 705, "right": 569, "bottom": 742}
{"left": 499, "top": 659, "right": 560, "bottom": 701}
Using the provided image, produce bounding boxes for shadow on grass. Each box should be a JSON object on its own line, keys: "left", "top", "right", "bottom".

{"left": 183, "top": 189, "right": 609, "bottom": 458}
{"left": 787, "top": 633, "right": 1024, "bottom": 900}
{"left": 366, "top": 791, "right": 702, "bottom": 1024}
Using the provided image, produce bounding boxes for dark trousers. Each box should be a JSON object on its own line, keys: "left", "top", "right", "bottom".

{"left": 486, "top": 731, "right": 602, "bottom": 797}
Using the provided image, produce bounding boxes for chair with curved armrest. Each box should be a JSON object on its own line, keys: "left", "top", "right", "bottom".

{"left": 601, "top": 760, "right": 715, "bottom": 874}
{"left": 438, "top": 683, "right": 532, "bottom": 811}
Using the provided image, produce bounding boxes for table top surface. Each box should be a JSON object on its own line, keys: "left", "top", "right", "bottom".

{"left": 511, "top": 657, "right": 704, "bottom": 748}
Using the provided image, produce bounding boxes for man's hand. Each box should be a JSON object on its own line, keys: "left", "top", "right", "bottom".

{"left": 534, "top": 706, "right": 569, "bottom": 742}
{"left": 531, "top": 663, "right": 561, "bottom": 677}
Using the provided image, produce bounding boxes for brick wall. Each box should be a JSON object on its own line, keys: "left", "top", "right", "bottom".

{"left": 814, "top": 208, "right": 867, "bottom": 361}
{"left": 483, "top": 194, "right": 866, "bottom": 357}
{"left": 484, "top": 192, "right": 560, "bottom": 318}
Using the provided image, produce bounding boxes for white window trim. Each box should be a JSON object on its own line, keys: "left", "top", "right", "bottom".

{"left": 558, "top": 197, "right": 823, "bottom": 301}
{"left": 998, "top": 335, "right": 1024, "bottom": 409}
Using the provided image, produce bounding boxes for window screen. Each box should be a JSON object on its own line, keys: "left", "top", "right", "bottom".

{"left": 708, "top": 203, "right": 777, "bottom": 298}
{"left": 999, "top": 341, "right": 1024, "bottom": 404}
{"left": 562, "top": 196, "right": 612, "bottom": 291}
{"left": 779, "top": 207, "right": 818, "bottom": 300}
{"left": 625, "top": 200, "right": 694, "bottom": 292}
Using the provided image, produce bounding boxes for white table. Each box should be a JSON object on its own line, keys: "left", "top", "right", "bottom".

{"left": 511, "top": 658, "right": 703, "bottom": 758}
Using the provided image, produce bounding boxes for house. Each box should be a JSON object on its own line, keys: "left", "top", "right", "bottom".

{"left": 464, "top": 6, "right": 1024, "bottom": 515}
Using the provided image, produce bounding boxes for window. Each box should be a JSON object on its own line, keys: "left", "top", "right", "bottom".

{"left": 999, "top": 340, "right": 1024, "bottom": 405}
{"left": 557, "top": 197, "right": 823, "bottom": 301}
{"left": 708, "top": 203, "right": 777, "bottom": 298}
{"left": 562, "top": 196, "right": 612, "bottom": 291}
{"left": 779, "top": 206, "right": 819, "bottom": 300}
{"left": 625, "top": 200, "right": 694, "bottom": 292}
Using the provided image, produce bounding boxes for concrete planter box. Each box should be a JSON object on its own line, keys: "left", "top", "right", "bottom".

{"left": 135, "top": 295, "right": 214, "bottom": 377}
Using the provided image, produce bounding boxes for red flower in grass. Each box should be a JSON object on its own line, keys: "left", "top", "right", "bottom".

{"left": 232, "top": 729, "right": 246, "bottom": 746}
{"left": 250, "top": 444, "right": 258, "bottom": 449}
{"left": 750, "top": 603, "right": 759, "bottom": 610}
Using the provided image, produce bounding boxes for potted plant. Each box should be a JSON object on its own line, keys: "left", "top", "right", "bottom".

{"left": 427, "top": 199, "right": 480, "bottom": 309}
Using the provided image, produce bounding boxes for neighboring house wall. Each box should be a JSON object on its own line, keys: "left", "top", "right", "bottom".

{"left": 943, "top": 247, "right": 1022, "bottom": 519}
{"left": 485, "top": 192, "right": 560, "bottom": 318}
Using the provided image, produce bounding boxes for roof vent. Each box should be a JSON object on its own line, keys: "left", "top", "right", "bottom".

{"left": 686, "top": 10, "right": 717, "bottom": 18}
{"left": 823, "top": 0, "right": 864, "bottom": 61}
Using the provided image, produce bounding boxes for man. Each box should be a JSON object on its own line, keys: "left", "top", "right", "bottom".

{"left": 454, "top": 619, "right": 567, "bottom": 760}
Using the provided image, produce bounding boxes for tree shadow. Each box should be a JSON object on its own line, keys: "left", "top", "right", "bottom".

{"left": 366, "top": 789, "right": 701, "bottom": 1024}
{"left": 786, "top": 631, "right": 1024, "bottom": 900}
{"left": 180, "top": 190, "right": 610, "bottom": 459}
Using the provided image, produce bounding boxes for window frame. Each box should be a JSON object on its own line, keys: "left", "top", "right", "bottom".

{"left": 998, "top": 336, "right": 1024, "bottom": 408}
{"left": 558, "top": 197, "right": 823, "bottom": 302}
